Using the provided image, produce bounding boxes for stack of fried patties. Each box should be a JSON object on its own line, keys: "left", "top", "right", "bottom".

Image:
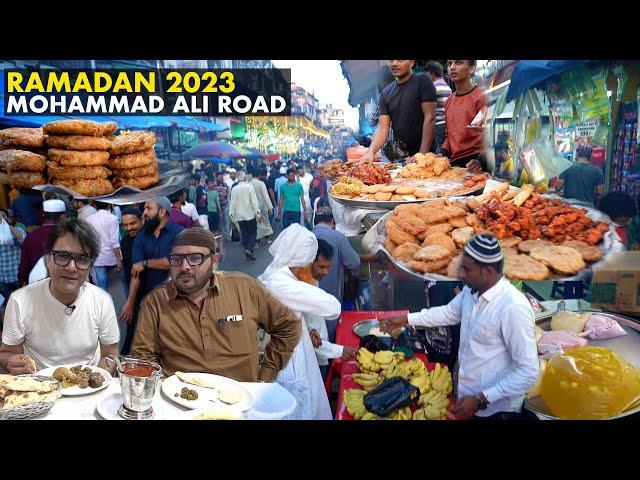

{"left": 0, "top": 128, "right": 47, "bottom": 188}
{"left": 43, "top": 119, "right": 117, "bottom": 197}
{"left": 108, "top": 131, "right": 158, "bottom": 190}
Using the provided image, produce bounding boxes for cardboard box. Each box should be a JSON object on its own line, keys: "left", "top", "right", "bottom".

{"left": 590, "top": 252, "right": 640, "bottom": 313}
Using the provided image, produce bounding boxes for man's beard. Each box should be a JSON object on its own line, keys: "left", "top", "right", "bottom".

{"left": 143, "top": 214, "right": 161, "bottom": 233}
{"left": 175, "top": 270, "right": 213, "bottom": 295}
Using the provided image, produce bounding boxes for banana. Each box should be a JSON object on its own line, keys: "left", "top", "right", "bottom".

{"left": 412, "top": 408, "right": 427, "bottom": 420}
{"left": 394, "top": 351, "right": 406, "bottom": 361}
{"left": 374, "top": 350, "right": 395, "bottom": 365}
{"left": 361, "top": 412, "right": 378, "bottom": 420}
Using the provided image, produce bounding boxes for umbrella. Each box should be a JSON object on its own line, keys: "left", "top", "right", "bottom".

{"left": 183, "top": 141, "right": 244, "bottom": 159}
{"left": 246, "top": 147, "right": 267, "bottom": 159}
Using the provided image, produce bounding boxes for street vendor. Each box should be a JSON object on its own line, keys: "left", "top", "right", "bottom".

{"left": 0, "top": 218, "right": 120, "bottom": 374}
{"left": 130, "top": 228, "right": 301, "bottom": 383}
{"left": 258, "top": 224, "right": 341, "bottom": 420}
{"left": 359, "top": 60, "right": 437, "bottom": 163}
{"left": 439, "top": 60, "right": 487, "bottom": 173}
{"left": 380, "top": 234, "right": 539, "bottom": 419}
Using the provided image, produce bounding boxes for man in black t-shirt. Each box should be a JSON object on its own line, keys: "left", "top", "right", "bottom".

{"left": 360, "top": 60, "right": 437, "bottom": 163}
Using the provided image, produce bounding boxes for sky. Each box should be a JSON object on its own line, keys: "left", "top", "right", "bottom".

{"left": 271, "top": 60, "right": 360, "bottom": 131}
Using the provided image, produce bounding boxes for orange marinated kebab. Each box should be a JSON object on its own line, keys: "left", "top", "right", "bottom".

{"left": 475, "top": 193, "right": 609, "bottom": 245}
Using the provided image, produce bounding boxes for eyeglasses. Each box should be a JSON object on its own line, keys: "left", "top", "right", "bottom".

{"left": 169, "top": 253, "right": 213, "bottom": 267}
{"left": 50, "top": 250, "right": 93, "bottom": 270}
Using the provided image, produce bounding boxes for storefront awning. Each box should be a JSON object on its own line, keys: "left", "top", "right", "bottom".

{"left": 505, "top": 60, "right": 590, "bottom": 103}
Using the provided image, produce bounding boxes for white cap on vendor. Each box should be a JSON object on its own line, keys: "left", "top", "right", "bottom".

{"left": 229, "top": 168, "right": 237, "bottom": 173}
{"left": 43, "top": 199, "right": 66, "bottom": 213}
{"left": 463, "top": 233, "right": 504, "bottom": 263}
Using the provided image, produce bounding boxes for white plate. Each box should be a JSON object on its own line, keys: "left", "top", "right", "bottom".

{"left": 96, "top": 392, "right": 162, "bottom": 420}
{"left": 162, "top": 373, "right": 254, "bottom": 412}
{"left": 37, "top": 364, "right": 112, "bottom": 396}
{"left": 167, "top": 406, "right": 247, "bottom": 421}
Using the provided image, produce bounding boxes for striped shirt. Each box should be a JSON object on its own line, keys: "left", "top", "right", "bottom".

{"left": 434, "top": 77, "right": 452, "bottom": 125}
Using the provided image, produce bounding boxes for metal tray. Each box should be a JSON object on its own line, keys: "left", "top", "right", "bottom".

{"left": 364, "top": 198, "right": 620, "bottom": 283}
{"left": 31, "top": 170, "right": 189, "bottom": 204}
{"left": 352, "top": 319, "right": 406, "bottom": 338}
{"left": 524, "top": 311, "right": 640, "bottom": 420}
{"left": 0, "top": 375, "right": 61, "bottom": 420}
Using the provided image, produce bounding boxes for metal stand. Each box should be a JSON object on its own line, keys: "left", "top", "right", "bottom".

{"left": 118, "top": 404, "right": 155, "bottom": 420}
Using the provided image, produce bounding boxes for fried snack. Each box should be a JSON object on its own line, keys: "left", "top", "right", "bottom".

{"left": 381, "top": 185, "right": 397, "bottom": 193}
{"left": 391, "top": 194, "right": 405, "bottom": 201}
{"left": 392, "top": 243, "right": 422, "bottom": 263}
{"left": 499, "top": 236, "right": 522, "bottom": 249}
{"left": 433, "top": 156, "right": 450, "bottom": 175}
{"left": 466, "top": 197, "right": 481, "bottom": 211}
{"left": 109, "top": 131, "right": 156, "bottom": 155}
{"left": 417, "top": 231, "right": 428, "bottom": 241}
{"left": 504, "top": 254, "right": 550, "bottom": 281}
{"left": 395, "top": 186, "right": 416, "bottom": 195}
{"left": 502, "top": 247, "right": 520, "bottom": 258}
{"left": 48, "top": 148, "right": 110, "bottom": 166}
{"left": 1, "top": 150, "right": 46, "bottom": 173}
{"left": 423, "top": 232, "right": 456, "bottom": 253}
{"left": 47, "top": 162, "right": 110, "bottom": 180}
{"left": 386, "top": 220, "right": 419, "bottom": 245}
{"left": 413, "top": 189, "right": 430, "bottom": 198}
{"left": 43, "top": 119, "right": 117, "bottom": 136}
{"left": 408, "top": 258, "right": 450, "bottom": 274}
{"left": 466, "top": 214, "right": 482, "bottom": 227}
{"left": 414, "top": 245, "right": 451, "bottom": 262}
{"left": 8, "top": 171, "right": 47, "bottom": 188}
{"left": 363, "top": 184, "right": 384, "bottom": 194}
{"left": 107, "top": 149, "right": 155, "bottom": 170}
{"left": 447, "top": 254, "right": 463, "bottom": 278}
{"left": 449, "top": 216, "right": 468, "bottom": 228}
{"left": 331, "top": 177, "right": 364, "bottom": 197}
{"left": 394, "top": 212, "right": 428, "bottom": 236}
{"left": 0, "top": 127, "right": 45, "bottom": 148}
{"left": 513, "top": 184, "right": 535, "bottom": 207}
{"left": 384, "top": 238, "right": 398, "bottom": 252}
{"left": 442, "top": 205, "right": 467, "bottom": 218}
{"left": 451, "top": 226, "right": 475, "bottom": 246}
{"left": 392, "top": 204, "right": 420, "bottom": 216}
{"left": 424, "top": 223, "right": 453, "bottom": 236}
{"left": 54, "top": 178, "right": 115, "bottom": 196}
{"left": 46, "top": 135, "right": 112, "bottom": 151}
{"left": 402, "top": 195, "right": 417, "bottom": 201}
{"left": 374, "top": 191, "right": 393, "bottom": 201}
{"left": 529, "top": 245, "right": 586, "bottom": 275}
{"left": 563, "top": 240, "right": 604, "bottom": 262}
{"left": 112, "top": 171, "right": 160, "bottom": 190}
{"left": 111, "top": 162, "right": 158, "bottom": 179}
{"left": 518, "top": 239, "right": 552, "bottom": 254}
{"left": 415, "top": 206, "right": 450, "bottom": 225}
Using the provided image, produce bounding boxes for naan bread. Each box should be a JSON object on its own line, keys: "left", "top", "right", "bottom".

{"left": 1, "top": 390, "right": 61, "bottom": 409}
{"left": 175, "top": 371, "right": 217, "bottom": 389}
{"left": 194, "top": 409, "right": 243, "bottom": 420}
{"left": 217, "top": 388, "right": 245, "bottom": 405}
{"left": 0, "top": 375, "right": 57, "bottom": 393}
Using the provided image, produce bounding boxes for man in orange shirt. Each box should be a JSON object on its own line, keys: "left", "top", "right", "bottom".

{"left": 440, "top": 60, "right": 486, "bottom": 173}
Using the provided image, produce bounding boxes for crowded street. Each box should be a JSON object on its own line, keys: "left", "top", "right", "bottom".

{"left": 1, "top": 58, "right": 640, "bottom": 422}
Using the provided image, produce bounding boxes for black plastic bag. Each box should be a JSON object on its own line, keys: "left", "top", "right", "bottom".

{"left": 364, "top": 377, "right": 419, "bottom": 417}
{"left": 359, "top": 335, "right": 392, "bottom": 352}
{"left": 394, "top": 328, "right": 426, "bottom": 354}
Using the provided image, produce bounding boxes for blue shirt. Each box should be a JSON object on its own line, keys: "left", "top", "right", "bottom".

{"left": 313, "top": 224, "right": 361, "bottom": 304}
{"left": 11, "top": 193, "right": 43, "bottom": 228}
{"left": 132, "top": 221, "right": 184, "bottom": 299}
{"left": 274, "top": 176, "right": 288, "bottom": 199}
{"left": 0, "top": 225, "right": 25, "bottom": 284}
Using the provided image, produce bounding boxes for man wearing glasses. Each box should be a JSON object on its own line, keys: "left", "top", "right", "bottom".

{"left": 0, "top": 218, "right": 120, "bottom": 375}
{"left": 131, "top": 228, "right": 301, "bottom": 382}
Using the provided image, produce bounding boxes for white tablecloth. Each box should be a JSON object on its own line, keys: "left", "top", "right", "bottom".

{"left": 39, "top": 379, "right": 295, "bottom": 420}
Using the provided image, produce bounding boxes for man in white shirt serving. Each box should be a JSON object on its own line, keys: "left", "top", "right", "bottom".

{"left": 380, "top": 234, "right": 539, "bottom": 419}
{"left": 0, "top": 217, "right": 120, "bottom": 375}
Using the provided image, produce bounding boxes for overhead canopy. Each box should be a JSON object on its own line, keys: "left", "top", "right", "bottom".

{"left": 165, "top": 117, "right": 227, "bottom": 132}
{"left": 505, "top": 60, "right": 592, "bottom": 103}
{"left": 183, "top": 141, "right": 243, "bottom": 159}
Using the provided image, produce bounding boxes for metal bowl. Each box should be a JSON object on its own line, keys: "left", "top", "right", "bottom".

{"left": 0, "top": 375, "right": 61, "bottom": 420}
{"left": 353, "top": 319, "right": 405, "bottom": 338}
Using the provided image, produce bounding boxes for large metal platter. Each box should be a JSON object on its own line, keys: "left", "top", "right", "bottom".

{"left": 31, "top": 170, "right": 189, "bottom": 204}
{"left": 525, "top": 311, "right": 640, "bottom": 420}
{"left": 363, "top": 197, "right": 621, "bottom": 283}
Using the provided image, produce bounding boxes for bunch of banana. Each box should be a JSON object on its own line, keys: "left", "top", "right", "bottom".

{"left": 412, "top": 408, "right": 427, "bottom": 420}
{"left": 409, "top": 371, "right": 431, "bottom": 394}
{"left": 406, "top": 357, "right": 426, "bottom": 375}
{"left": 374, "top": 350, "right": 395, "bottom": 366}
{"left": 361, "top": 412, "right": 379, "bottom": 420}
{"left": 357, "top": 348, "right": 381, "bottom": 373}
{"left": 422, "top": 404, "right": 448, "bottom": 420}
{"left": 419, "top": 390, "right": 450, "bottom": 409}
{"left": 382, "top": 362, "right": 410, "bottom": 380}
{"left": 387, "top": 406, "right": 411, "bottom": 420}
{"left": 430, "top": 363, "right": 453, "bottom": 396}
{"left": 394, "top": 351, "right": 406, "bottom": 362}
{"left": 351, "top": 372, "right": 382, "bottom": 391}
{"left": 343, "top": 389, "right": 368, "bottom": 419}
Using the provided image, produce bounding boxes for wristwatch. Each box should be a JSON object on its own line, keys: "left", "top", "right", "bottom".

{"left": 142, "top": 260, "right": 148, "bottom": 269}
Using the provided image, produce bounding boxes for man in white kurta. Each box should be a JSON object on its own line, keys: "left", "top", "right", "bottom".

{"left": 258, "top": 224, "right": 340, "bottom": 420}
{"left": 250, "top": 169, "right": 274, "bottom": 241}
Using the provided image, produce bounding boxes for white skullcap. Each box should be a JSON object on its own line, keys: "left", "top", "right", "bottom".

{"left": 43, "top": 199, "right": 65, "bottom": 213}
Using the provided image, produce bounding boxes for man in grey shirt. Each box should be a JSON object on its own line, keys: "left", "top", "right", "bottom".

{"left": 555, "top": 146, "right": 605, "bottom": 206}
{"left": 313, "top": 206, "right": 377, "bottom": 342}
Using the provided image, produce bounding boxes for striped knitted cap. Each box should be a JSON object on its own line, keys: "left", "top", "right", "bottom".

{"left": 464, "top": 233, "right": 503, "bottom": 263}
